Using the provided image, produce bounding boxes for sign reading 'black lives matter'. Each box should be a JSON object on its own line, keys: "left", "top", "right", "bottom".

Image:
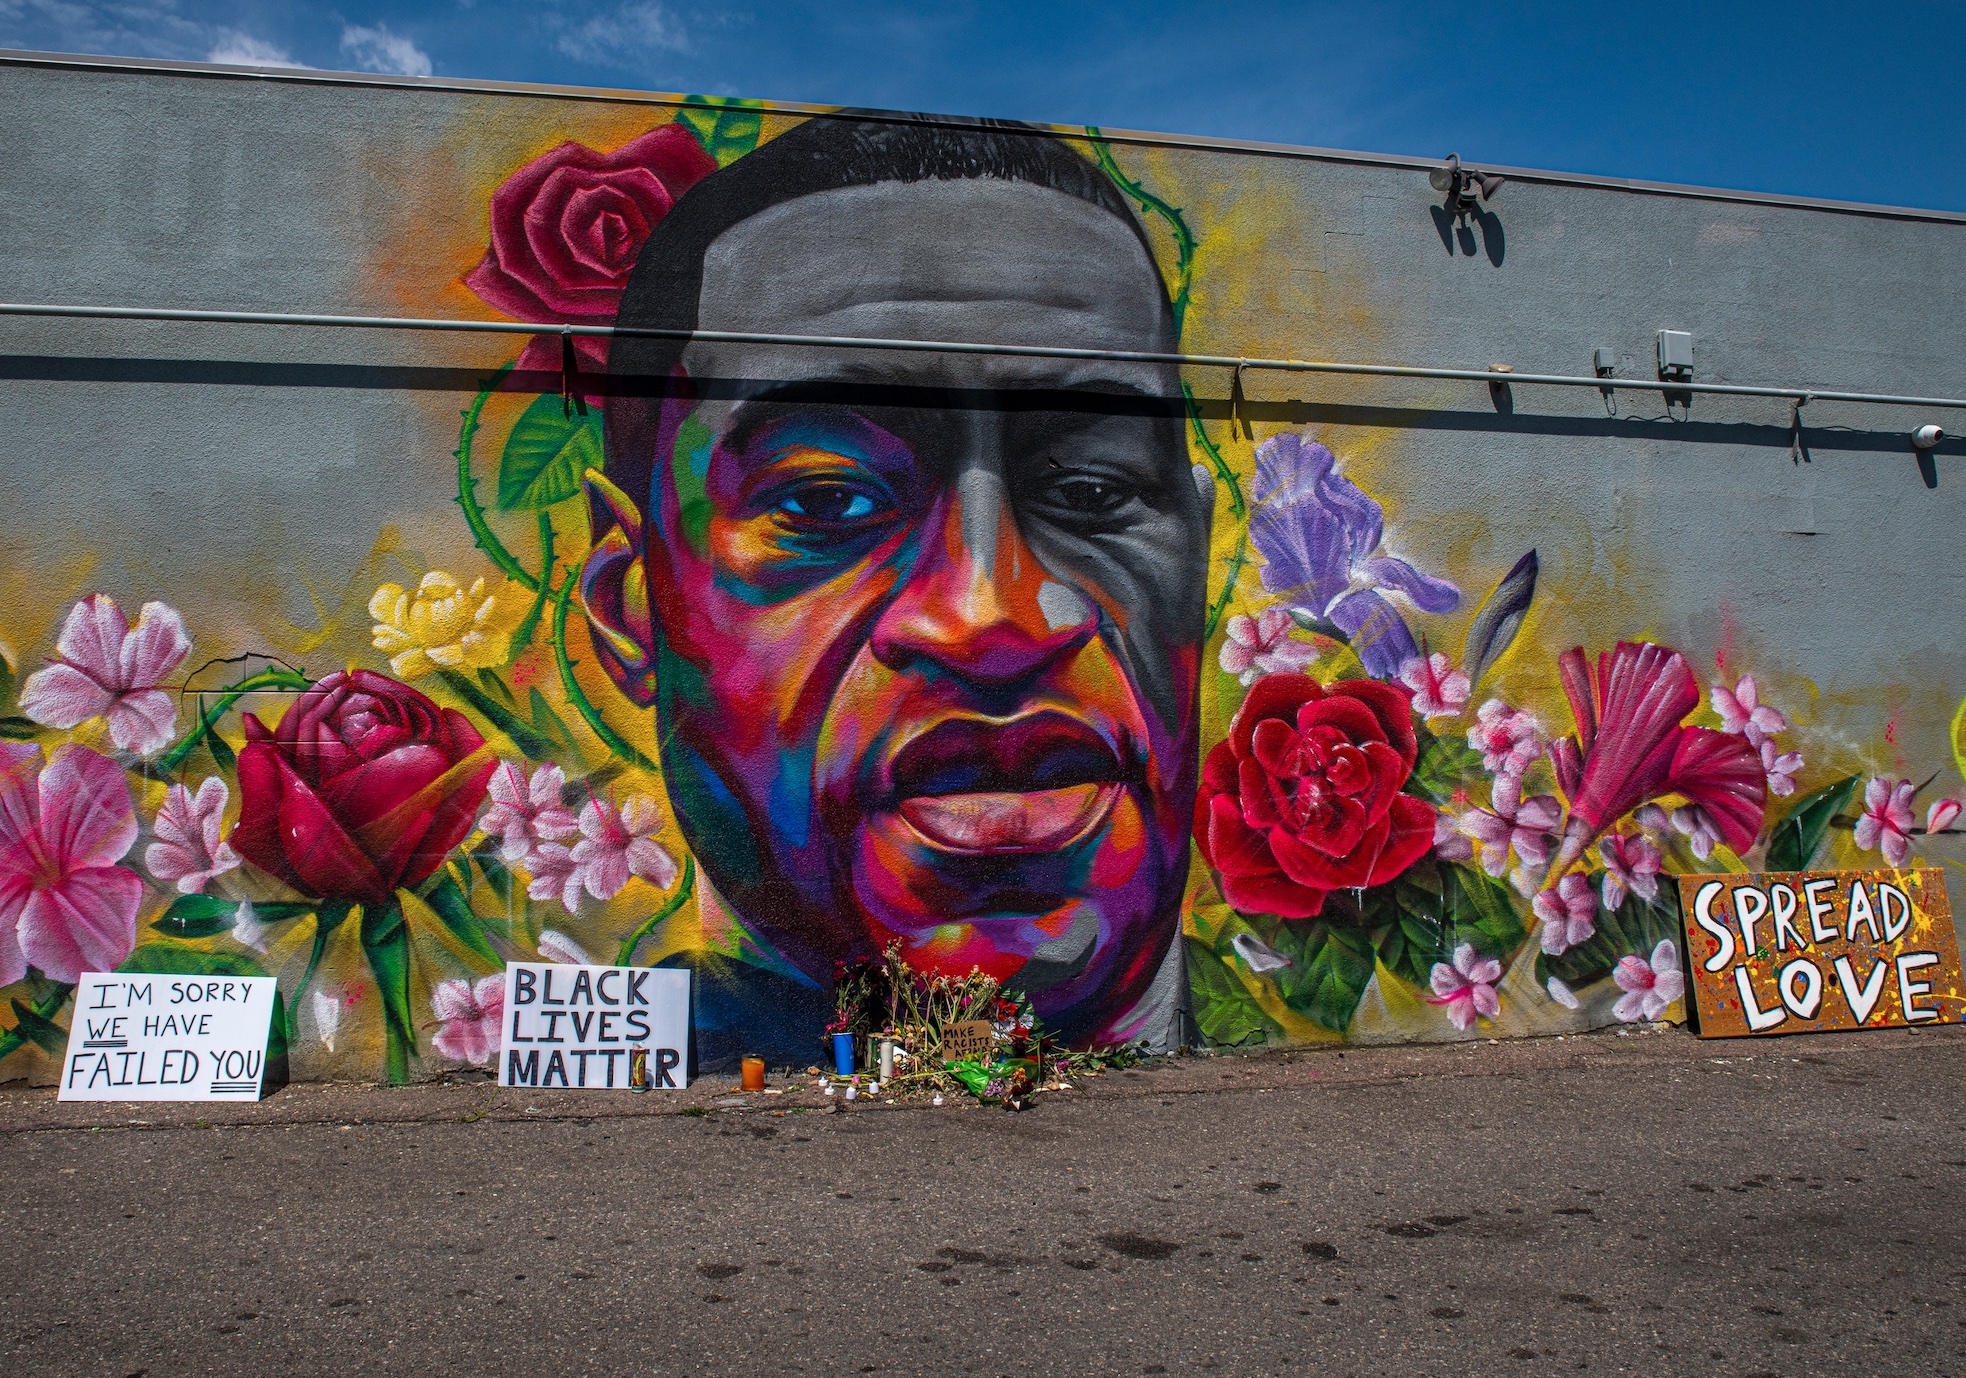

{"left": 497, "top": 963, "right": 690, "bottom": 1089}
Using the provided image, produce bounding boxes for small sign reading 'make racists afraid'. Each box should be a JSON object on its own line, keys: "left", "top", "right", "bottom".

{"left": 939, "top": 1020, "right": 995, "bottom": 1060}
{"left": 1677, "top": 868, "right": 1964, "bottom": 1037}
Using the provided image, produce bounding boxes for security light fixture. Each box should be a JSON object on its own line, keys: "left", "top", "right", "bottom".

{"left": 1912, "top": 424, "right": 1946, "bottom": 488}
{"left": 1656, "top": 330, "right": 1694, "bottom": 381}
{"left": 1429, "top": 154, "right": 1504, "bottom": 214}
{"left": 1593, "top": 348, "right": 1618, "bottom": 413}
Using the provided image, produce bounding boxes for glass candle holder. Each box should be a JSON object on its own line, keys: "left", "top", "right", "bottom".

{"left": 740, "top": 1056, "right": 765, "bottom": 1092}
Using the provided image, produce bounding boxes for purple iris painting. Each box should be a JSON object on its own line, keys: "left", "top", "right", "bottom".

{"left": 1248, "top": 434, "right": 1460, "bottom": 677}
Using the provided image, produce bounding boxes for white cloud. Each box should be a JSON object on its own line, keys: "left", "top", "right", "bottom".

{"left": 0, "top": 2, "right": 287, "bottom": 64}
{"left": 556, "top": 2, "right": 684, "bottom": 65}
{"left": 0, "top": 0, "right": 190, "bottom": 60}
{"left": 206, "top": 29, "right": 308, "bottom": 69}
{"left": 340, "top": 22, "right": 432, "bottom": 78}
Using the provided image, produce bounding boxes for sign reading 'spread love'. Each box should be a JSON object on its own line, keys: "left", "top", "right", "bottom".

{"left": 498, "top": 964, "right": 690, "bottom": 1089}
{"left": 59, "top": 974, "right": 279, "bottom": 1100}
{"left": 1678, "top": 868, "right": 1965, "bottom": 1037}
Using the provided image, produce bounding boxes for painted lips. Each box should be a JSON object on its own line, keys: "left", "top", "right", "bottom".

{"left": 899, "top": 782, "right": 1122, "bottom": 853}
{"left": 884, "top": 712, "right": 1128, "bottom": 855}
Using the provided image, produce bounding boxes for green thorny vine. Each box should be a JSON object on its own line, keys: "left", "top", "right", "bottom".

{"left": 456, "top": 369, "right": 683, "bottom": 987}
{"left": 1086, "top": 130, "right": 1250, "bottom": 641}
{"left": 455, "top": 370, "right": 658, "bottom": 776}
{"left": 1084, "top": 131, "right": 1197, "bottom": 337}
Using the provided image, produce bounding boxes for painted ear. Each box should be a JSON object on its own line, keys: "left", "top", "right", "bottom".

{"left": 579, "top": 469, "right": 657, "bottom": 707}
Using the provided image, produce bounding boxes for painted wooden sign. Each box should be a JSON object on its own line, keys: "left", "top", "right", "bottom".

{"left": 1677, "top": 868, "right": 1965, "bottom": 1038}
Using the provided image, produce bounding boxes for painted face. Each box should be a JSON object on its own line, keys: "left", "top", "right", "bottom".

{"left": 638, "top": 179, "right": 1210, "bottom": 1042}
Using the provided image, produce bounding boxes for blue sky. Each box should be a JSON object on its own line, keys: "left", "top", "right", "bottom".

{"left": 2, "top": 1, "right": 1962, "bottom": 211}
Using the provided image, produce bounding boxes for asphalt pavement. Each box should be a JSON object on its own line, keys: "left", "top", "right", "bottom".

{"left": 2, "top": 1023, "right": 1963, "bottom": 1378}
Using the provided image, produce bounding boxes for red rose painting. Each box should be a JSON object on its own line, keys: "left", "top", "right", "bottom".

{"left": 464, "top": 123, "right": 715, "bottom": 373}
{"left": 232, "top": 670, "right": 495, "bottom": 906}
{"left": 1196, "top": 673, "right": 1435, "bottom": 919}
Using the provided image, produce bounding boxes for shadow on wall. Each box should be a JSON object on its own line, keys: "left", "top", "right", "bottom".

{"left": 0, "top": 353, "right": 1952, "bottom": 467}
{"left": 1430, "top": 204, "right": 1506, "bottom": 266}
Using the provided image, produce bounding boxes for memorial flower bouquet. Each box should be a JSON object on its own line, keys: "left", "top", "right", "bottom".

{"left": 827, "top": 942, "right": 1141, "bottom": 1105}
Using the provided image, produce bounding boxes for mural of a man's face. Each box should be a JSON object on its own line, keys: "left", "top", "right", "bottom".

{"left": 623, "top": 176, "right": 1210, "bottom": 1040}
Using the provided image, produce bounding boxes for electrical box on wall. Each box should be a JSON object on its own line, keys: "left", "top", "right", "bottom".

{"left": 1657, "top": 329, "right": 1694, "bottom": 379}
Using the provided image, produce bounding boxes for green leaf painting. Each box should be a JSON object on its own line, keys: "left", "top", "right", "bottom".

{"left": 1360, "top": 865, "right": 1446, "bottom": 990}
{"left": 1184, "top": 935, "right": 1279, "bottom": 1047}
{"left": 496, "top": 393, "right": 604, "bottom": 511}
{"left": 1266, "top": 920, "right": 1376, "bottom": 1034}
{"left": 7, "top": 996, "right": 70, "bottom": 1055}
{"left": 150, "top": 895, "right": 313, "bottom": 940}
{"left": 117, "top": 942, "right": 267, "bottom": 978}
{"left": 677, "top": 97, "right": 766, "bottom": 167}
{"left": 417, "top": 869, "right": 501, "bottom": 965}
{"left": 1765, "top": 774, "right": 1860, "bottom": 873}
{"left": 1441, "top": 863, "right": 1528, "bottom": 959}
{"left": 1408, "top": 726, "right": 1486, "bottom": 806}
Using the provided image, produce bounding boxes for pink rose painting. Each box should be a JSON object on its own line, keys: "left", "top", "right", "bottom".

{"left": 1195, "top": 673, "right": 1435, "bottom": 919}
{"left": 232, "top": 670, "right": 495, "bottom": 906}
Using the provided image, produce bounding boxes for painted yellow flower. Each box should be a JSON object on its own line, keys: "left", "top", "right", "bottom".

{"left": 368, "top": 571, "right": 528, "bottom": 679}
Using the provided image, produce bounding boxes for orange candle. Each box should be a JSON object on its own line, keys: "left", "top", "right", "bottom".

{"left": 740, "top": 1056, "right": 765, "bottom": 1092}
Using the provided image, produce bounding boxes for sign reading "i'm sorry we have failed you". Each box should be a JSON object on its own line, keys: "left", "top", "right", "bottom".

{"left": 58, "top": 974, "right": 279, "bottom": 1100}
{"left": 1678, "top": 868, "right": 1965, "bottom": 1036}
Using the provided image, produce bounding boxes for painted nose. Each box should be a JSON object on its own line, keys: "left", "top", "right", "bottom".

{"left": 870, "top": 476, "right": 1096, "bottom": 687}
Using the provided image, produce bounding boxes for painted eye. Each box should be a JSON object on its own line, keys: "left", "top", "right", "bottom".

{"left": 1048, "top": 476, "right": 1137, "bottom": 517}
{"left": 780, "top": 484, "right": 879, "bottom": 523}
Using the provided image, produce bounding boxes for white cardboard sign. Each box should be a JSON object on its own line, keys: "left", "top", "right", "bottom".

{"left": 498, "top": 963, "right": 690, "bottom": 1090}
{"left": 59, "top": 973, "right": 279, "bottom": 1101}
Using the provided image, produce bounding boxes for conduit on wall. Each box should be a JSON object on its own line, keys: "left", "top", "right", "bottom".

{"left": 2, "top": 299, "right": 1964, "bottom": 415}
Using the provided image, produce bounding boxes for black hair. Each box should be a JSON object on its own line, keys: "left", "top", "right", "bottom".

{"left": 600, "top": 111, "right": 1172, "bottom": 522}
